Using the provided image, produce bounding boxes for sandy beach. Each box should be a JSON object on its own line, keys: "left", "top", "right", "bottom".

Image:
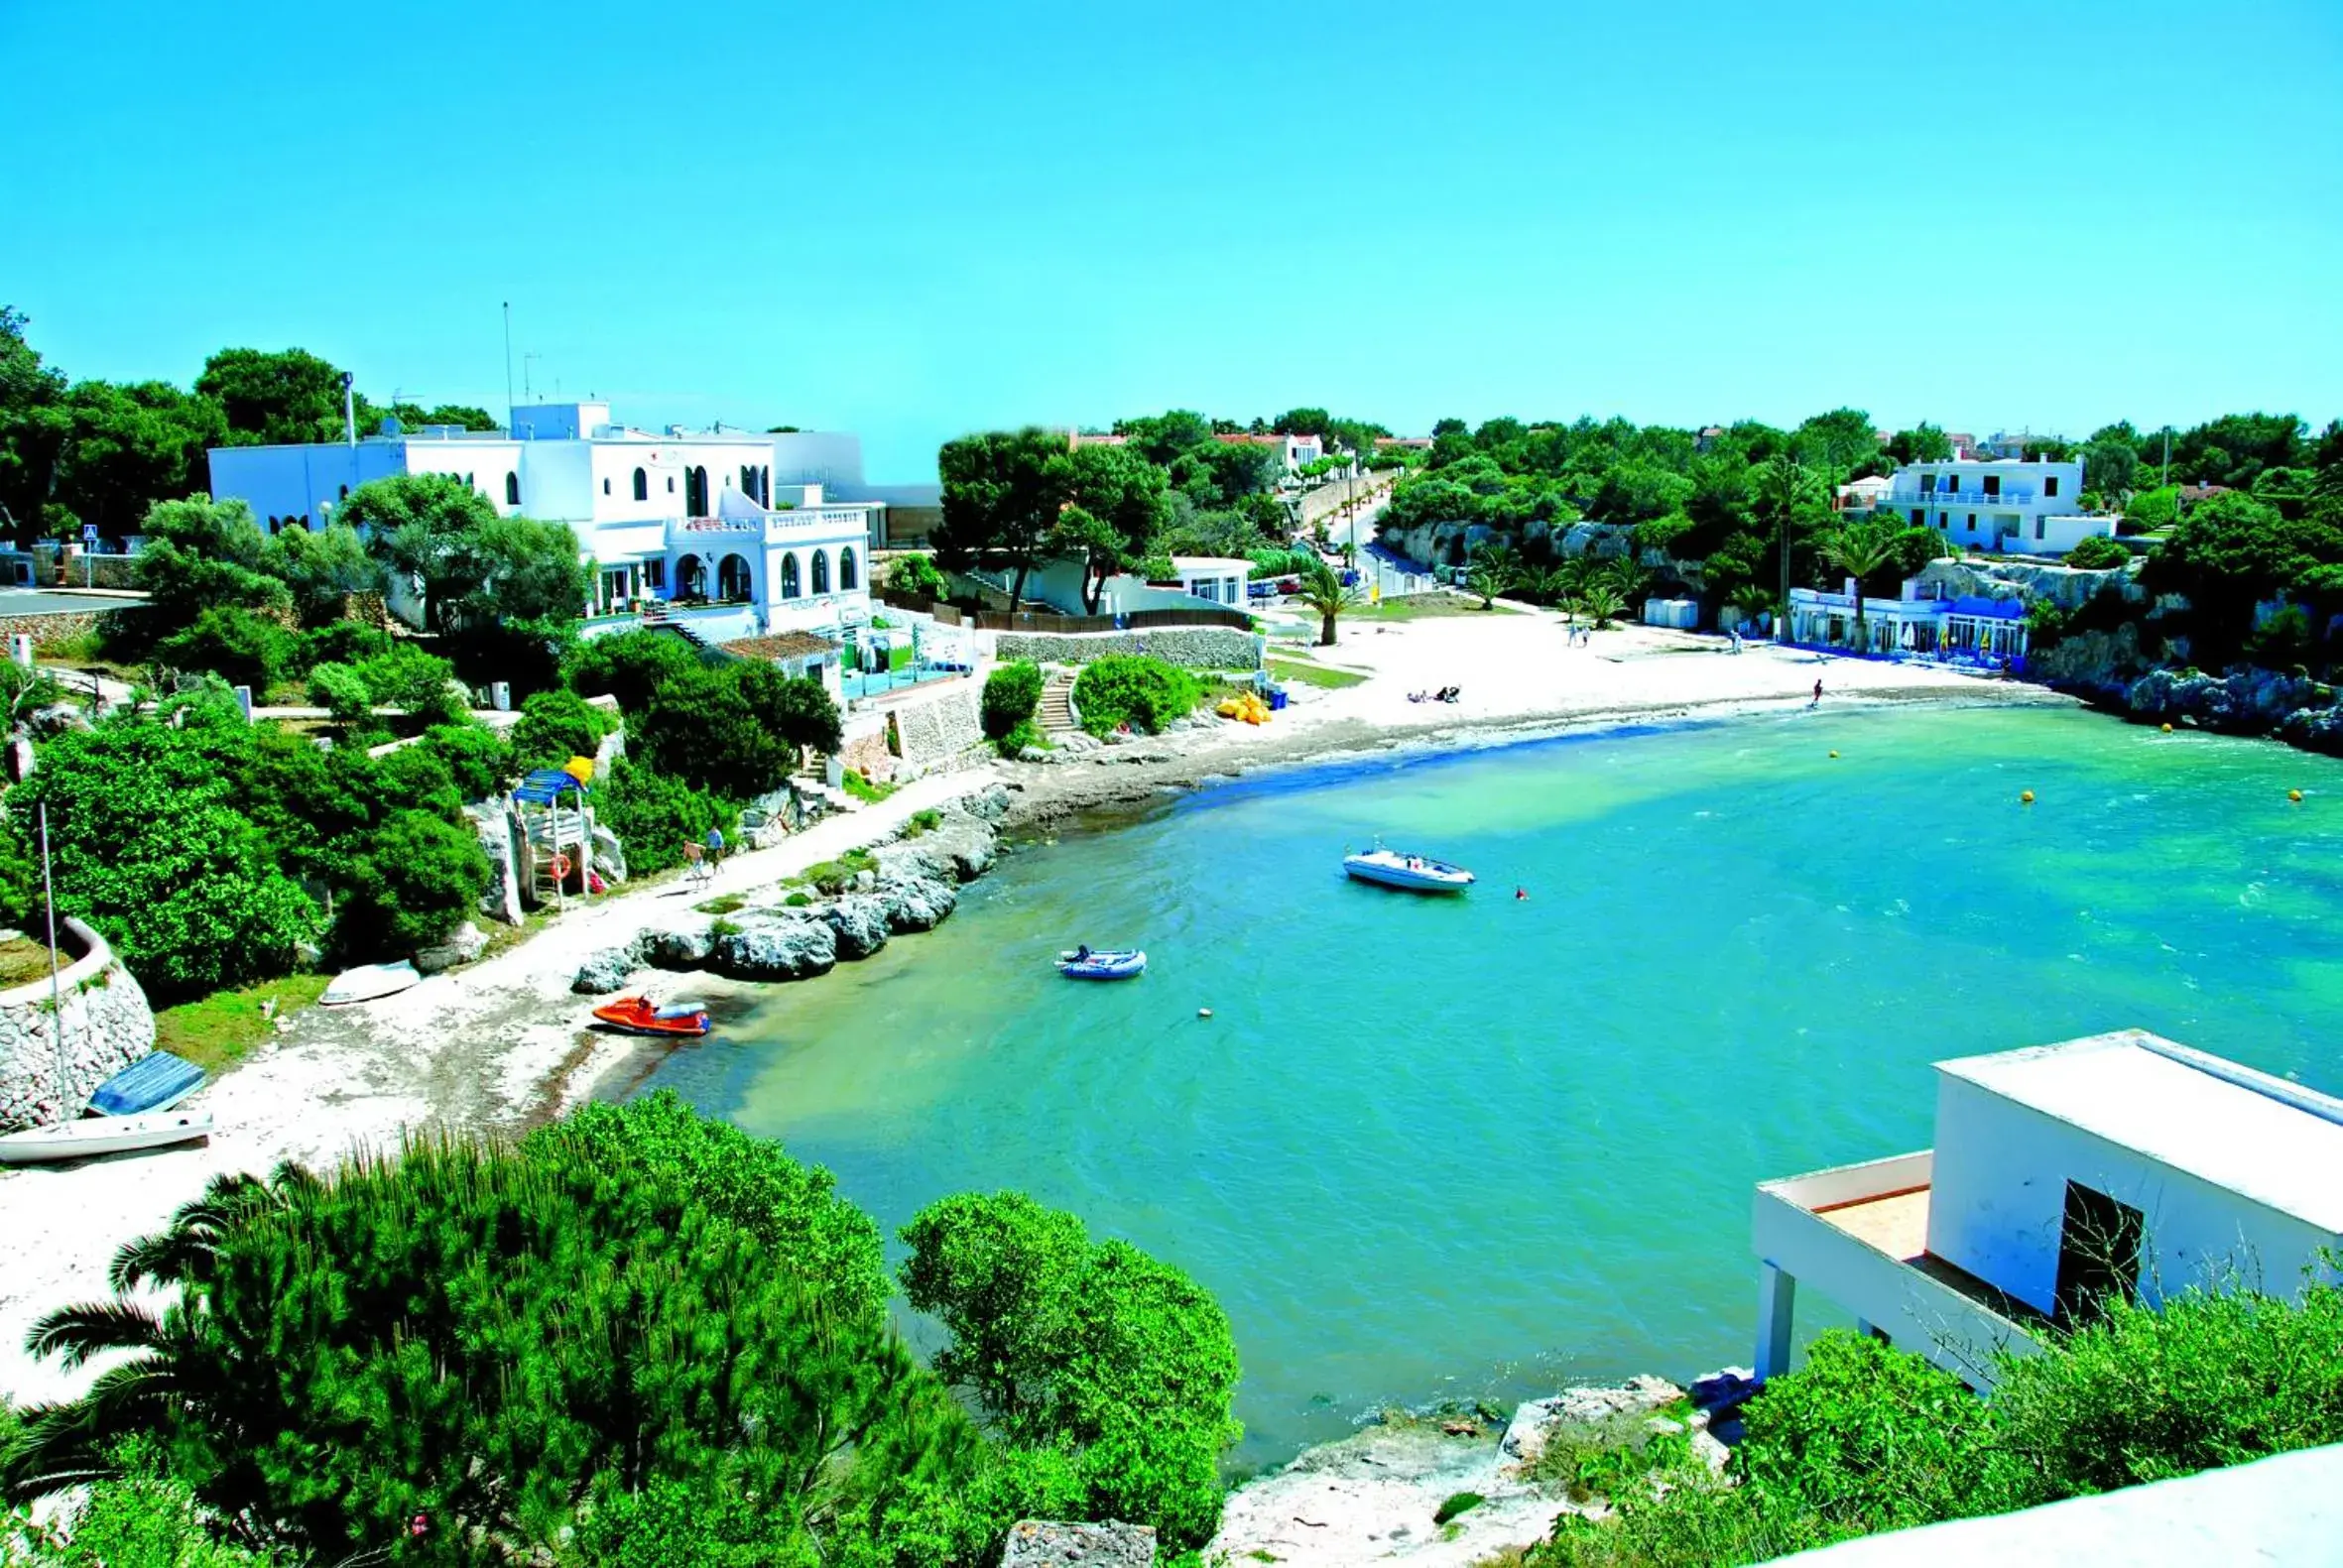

{"left": 0, "top": 605, "right": 2069, "bottom": 1409}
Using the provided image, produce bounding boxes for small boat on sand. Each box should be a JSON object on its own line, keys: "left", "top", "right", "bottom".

{"left": 88, "top": 1050, "right": 205, "bottom": 1117}
{"left": 1058, "top": 946, "right": 1147, "bottom": 981}
{"left": 591, "top": 996, "right": 713, "bottom": 1036}
{"left": 1343, "top": 845, "right": 1475, "bottom": 894}
{"left": 320, "top": 960, "right": 422, "bottom": 1007}
{"left": 0, "top": 1110, "right": 214, "bottom": 1165}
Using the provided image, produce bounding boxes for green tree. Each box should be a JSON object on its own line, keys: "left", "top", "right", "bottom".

{"left": 7, "top": 1126, "right": 972, "bottom": 1564}
{"left": 934, "top": 428, "right": 1064, "bottom": 611}
{"left": 342, "top": 473, "right": 500, "bottom": 633}
{"left": 420, "top": 723, "right": 515, "bottom": 801}
{"left": 563, "top": 628, "right": 709, "bottom": 712}
{"left": 195, "top": 347, "right": 362, "bottom": 447}
{"left": 510, "top": 688, "right": 611, "bottom": 770}
{"left": 2082, "top": 436, "right": 2140, "bottom": 502}
{"left": 1751, "top": 455, "right": 1826, "bottom": 620}
{"left": 263, "top": 522, "right": 386, "bottom": 625}
{"left": 885, "top": 552, "right": 949, "bottom": 601}
{"left": 1048, "top": 444, "right": 1172, "bottom": 613}
{"left": 1464, "top": 540, "right": 1522, "bottom": 608}
{"left": 2144, "top": 490, "right": 2343, "bottom": 660}
{"left": 899, "top": 1191, "right": 1241, "bottom": 1549}
{"left": 50, "top": 379, "right": 226, "bottom": 536}
{"left": 1295, "top": 555, "right": 1357, "bottom": 647}
{"left": 0, "top": 305, "right": 71, "bottom": 541}
{"left": 1886, "top": 423, "right": 1953, "bottom": 464}
{"left": 125, "top": 496, "right": 291, "bottom": 652}
{"left": 8, "top": 696, "right": 322, "bottom": 1000}
{"left": 1819, "top": 520, "right": 1909, "bottom": 651}
{"left": 591, "top": 759, "right": 734, "bottom": 875}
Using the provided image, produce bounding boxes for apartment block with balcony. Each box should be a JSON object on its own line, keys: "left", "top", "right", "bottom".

{"left": 1750, "top": 1029, "right": 2343, "bottom": 1392}
{"left": 1886, "top": 457, "right": 2114, "bottom": 557}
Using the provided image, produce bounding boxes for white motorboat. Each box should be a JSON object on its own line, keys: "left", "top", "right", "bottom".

{"left": 0, "top": 1109, "right": 214, "bottom": 1165}
{"left": 320, "top": 960, "right": 422, "bottom": 1007}
{"left": 1342, "top": 846, "right": 1476, "bottom": 894}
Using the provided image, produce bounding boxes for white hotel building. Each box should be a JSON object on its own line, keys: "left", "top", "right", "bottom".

{"left": 206, "top": 403, "right": 892, "bottom": 678}
{"left": 1883, "top": 456, "right": 2115, "bottom": 556}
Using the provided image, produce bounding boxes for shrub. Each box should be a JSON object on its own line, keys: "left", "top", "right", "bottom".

{"left": 2063, "top": 534, "right": 2131, "bottom": 570}
{"left": 331, "top": 807, "right": 490, "bottom": 956}
{"left": 299, "top": 620, "right": 392, "bottom": 672}
{"left": 564, "top": 629, "right": 709, "bottom": 712}
{"left": 593, "top": 757, "right": 734, "bottom": 876}
{"left": 420, "top": 722, "right": 515, "bottom": 800}
{"left": 353, "top": 642, "right": 466, "bottom": 725}
{"left": 1071, "top": 656, "right": 1199, "bottom": 737}
{"left": 629, "top": 663, "right": 838, "bottom": 801}
{"left": 510, "top": 687, "right": 611, "bottom": 771}
{"left": 306, "top": 661, "right": 372, "bottom": 725}
{"left": 981, "top": 661, "right": 1044, "bottom": 741}
{"left": 155, "top": 605, "right": 296, "bottom": 691}
{"left": 887, "top": 553, "right": 949, "bottom": 600}
{"left": 1434, "top": 1491, "right": 1484, "bottom": 1525}
{"left": 899, "top": 1190, "right": 1241, "bottom": 1549}
{"left": 999, "top": 718, "right": 1045, "bottom": 757}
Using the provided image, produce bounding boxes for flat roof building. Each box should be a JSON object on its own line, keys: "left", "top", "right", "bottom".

{"left": 1751, "top": 1029, "right": 2343, "bottom": 1390}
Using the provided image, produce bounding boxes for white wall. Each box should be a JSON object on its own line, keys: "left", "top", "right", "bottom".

{"left": 1924, "top": 1074, "right": 2343, "bottom": 1317}
{"left": 206, "top": 442, "right": 409, "bottom": 532}
{"left": 772, "top": 431, "right": 866, "bottom": 488}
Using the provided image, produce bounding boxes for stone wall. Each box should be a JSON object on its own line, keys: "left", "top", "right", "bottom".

{"left": 992, "top": 627, "right": 1264, "bottom": 671}
{"left": 0, "top": 917, "right": 159, "bottom": 1132}
{"left": 0, "top": 610, "right": 110, "bottom": 652}
{"left": 888, "top": 681, "right": 986, "bottom": 773}
{"left": 838, "top": 710, "right": 898, "bottom": 784}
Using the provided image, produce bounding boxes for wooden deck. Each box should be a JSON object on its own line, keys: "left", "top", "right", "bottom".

{"left": 1813, "top": 1184, "right": 1931, "bottom": 1263}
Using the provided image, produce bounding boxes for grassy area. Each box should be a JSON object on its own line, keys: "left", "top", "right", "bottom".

{"left": 1268, "top": 655, "right": 1367, "bottom": 689}
{"left": 841, "top": 770, "right": 897, "bottom": 805}
{"left": 0, "top": 934, "right": 62, "bottom": 989}
{"left": 1355, "top": 593, "right": 1515, "bottom": 622}
{"left": 154, "top": 973, "right": 332, "bottom": 1076}
{"left": 695, "top": 893, "right": 748, "bottom": 915}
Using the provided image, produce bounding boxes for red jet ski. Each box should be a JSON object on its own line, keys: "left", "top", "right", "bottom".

{"left": 590, "top": 996, "right": 713, "bottom": 1037}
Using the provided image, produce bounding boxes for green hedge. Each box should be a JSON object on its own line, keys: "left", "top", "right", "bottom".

{"left": 981, "top": 661, "right": 1044, "bottom": 740}
{"left": 1071, "top": 656, "right": 1198, "bottom": 737}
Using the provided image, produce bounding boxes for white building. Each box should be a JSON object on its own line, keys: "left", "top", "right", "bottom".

{"left": 1215, "top": 430, "right": 1330, "bottom": 476}
{"left": 1884, "top": 457, "right": 2113, "bottom": 556}
{"left": 1786, "top": 579, "right": 2031, "bottom": 665}
{"left": 1750, "top": 1029, "right": 2343, "bottom": 1390}
{"left": 206, "top": 403, "right": 892, "bottom": 678}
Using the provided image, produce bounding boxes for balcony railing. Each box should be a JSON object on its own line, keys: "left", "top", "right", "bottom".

{"left": 1889, "top": 487, "right": 2037, "bottom": 507}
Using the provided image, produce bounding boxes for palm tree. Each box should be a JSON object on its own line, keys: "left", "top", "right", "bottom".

{"left": 1819, "top": 520, "right": 1906, "bottom": 653}
{"left": 1751, "top": 454, "right": 1824, "bottom": 625}
{"left": 1463, "top": 541, "right": 1521, "bottom": 609}
{"left": 5, "top": 1167, "right": 306, "bottom": 1504}
{"left": 1519, "top": 562, "right": 1570, "bottom": 608}
{"left": 1575, "top": 581, "right": 1628, "bottom": 630}
{"left": 1295, "top": 556, "right": 1358, "bottom": 648}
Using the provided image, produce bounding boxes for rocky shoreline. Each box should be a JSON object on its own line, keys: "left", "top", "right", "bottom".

{"left": 566, "top": 784, "right": 1011, "bottom": 996}
{"left": 1207, "top": 1369, "right": 1757, "bottom": 1568}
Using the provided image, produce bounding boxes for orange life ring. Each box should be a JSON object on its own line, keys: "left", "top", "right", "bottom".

{"left": 549, "top": 853, "right": 573, "bottom": 880}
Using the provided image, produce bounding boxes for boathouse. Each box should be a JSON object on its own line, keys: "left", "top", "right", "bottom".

{"left": 1749, "top": 1029, "right": 2343, "bottom": 1389}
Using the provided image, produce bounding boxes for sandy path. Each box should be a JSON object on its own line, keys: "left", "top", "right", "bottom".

{"left": 0, "top": 768, "right": 991, "bottom": 1407}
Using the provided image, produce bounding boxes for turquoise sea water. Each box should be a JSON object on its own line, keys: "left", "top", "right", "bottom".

{"left": 638, "top": 704, "right": 2343, "bottom": 1465}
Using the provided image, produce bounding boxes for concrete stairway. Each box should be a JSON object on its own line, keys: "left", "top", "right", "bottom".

{"left": 1038, "top": 668, "right": 1079, "bottom": 734}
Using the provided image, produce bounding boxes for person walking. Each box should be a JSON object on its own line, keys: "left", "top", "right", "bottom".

{"left": 1811, "top": 677, "right": 1824, "bottom": 707}
{"left": 705, "top": 823, "right": 726, "bottom": 865}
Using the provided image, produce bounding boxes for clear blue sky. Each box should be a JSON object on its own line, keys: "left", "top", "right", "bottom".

{"left": 4, "top": 0, "right": 2337, "bottom": 479}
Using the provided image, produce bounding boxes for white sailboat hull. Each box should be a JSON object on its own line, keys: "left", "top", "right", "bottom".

{"left": 0, "top": 1110, "right": 214, "bottom": 1164}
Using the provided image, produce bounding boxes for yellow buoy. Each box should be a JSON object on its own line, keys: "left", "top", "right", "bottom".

{"left": 2021, "top": 790, "right": 2035, "bottom": 804}
{"left": 2160, "top": 723, "right": 2173, "bottom": 734}
{"left": 1828, "top": 750, "right": 1839, "bottom": 759}
{"left": 2289, "top": 789, "right": 2304, "bottom": 803}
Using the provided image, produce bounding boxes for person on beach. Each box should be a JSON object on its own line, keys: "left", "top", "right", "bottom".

{"left": 706, "top": 824, "right": 726, "bottom": 864}
{"left": 1811, "top": 677, "right": 1823, "bottom": 707}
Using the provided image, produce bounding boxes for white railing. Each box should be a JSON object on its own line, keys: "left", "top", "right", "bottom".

{"left": 1889, "top": 487, "right": 2037, "bottom": 507}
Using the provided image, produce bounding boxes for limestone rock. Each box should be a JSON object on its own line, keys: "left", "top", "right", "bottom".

{"left": 821, "top": 895, "right": 892, "bottom": 960}
{"left": 962, "top": 783, "right": 1012, "bottom": 821}
{"left": 876, "top": 875, "right": 957, "bottom": 932}
{"left": 999, "top": 1520, "right": 1157, "bottom": 1568}
{"left": 647, "top": 920, "right": 717, "bottom": 968}
{"left": 875, "top": 814, "right": 994, "bottom": 884}
{"left": 571, "top": 940, "right": 645, "bottom": 995}
{"left": 712, "top": 915, "right": 837, "bottom": 981}
{"left": 414, "top": 920, "right": 489, "bottom": 975}
{"left": 1500, "top": 1376, "right": 1685, "bottom": 1468}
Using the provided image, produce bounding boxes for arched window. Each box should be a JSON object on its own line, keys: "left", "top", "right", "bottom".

{"left": 718, "top": 552, "right": 753, "bottom": 602}
{"left": 667, "top": 475, "right": 675, "bottom": 493}
{"left": 810, "top": 548, "right": 830, "bottom": 595}
{"left": 780, "top": 552, "right": 801, "bottom": 599}
{"left": 602, "top": 477, "right": 611, "bottom": 495}
{"left": 505, "top": 472, "right": 520, "bottom": 506}
{"left": 633, "top": 467, "right": 648, "bottom": 501}
{"left": 739, "top": 464, "right": 755, "bottom": 496}
{"left": 685, "top": 466, "right": 708, "bottom": 516}
{"left": 839, "top": 545, "right": 858, "bottom": 589}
